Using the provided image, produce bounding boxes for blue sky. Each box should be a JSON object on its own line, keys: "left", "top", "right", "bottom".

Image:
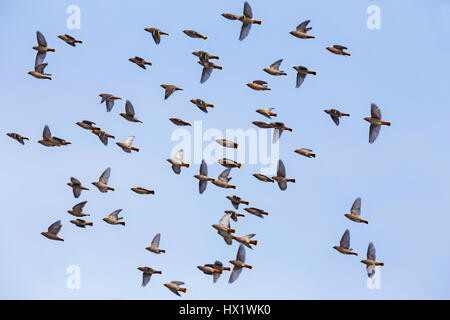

{"left": 1, "top": 0, "right": 450, "bottom": 299}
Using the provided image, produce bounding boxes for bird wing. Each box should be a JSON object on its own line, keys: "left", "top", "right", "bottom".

{"left": 123, "top": 136, "right": 135, "bottom": 146}
{"left": 237, "top": 244, "right": 246, "bottom": 262}
{"left": 70, "top": 177, "right": 81, "bottom": 187}
{"left": 164, "top": 87, "right": 175, "bottom": 100}
{"left": 125, "top": 100, "right": 135, "bottom": 117}
{"left": 151, "top": 30, "right": 161, "bottom": 45}
{"left": 171, "top": 164, "right": 181, "bottom": 174}
{"left": 152, "top": 233, "right": 161, "bottom": 248}
{"left": 200, "top": 67, "right": 213, "bottom": 84}
{"left": 331, "top": 115, "right": 340, "bottom": 126}
{"left": 340, "top": 229, "right": 351, "bottom": 249}
{"left": 369, "top": 124, "right": 381, "bottom": 144}
{"left": 142, "top": 273, "right": 151, "bottom": 287}
{"left": 106, "top": 99, "right": 114, "bottom": 112}
{"left": 108, "top": 209, "right": 122, "bottom": 219}
{"left": 199, "top": 180, "right": 207, "bottom": 194}
{"left": 277, "top": 180, "right": 287, "bottom": 191}
{"left": 243, "top": 1, "right": 253, "bottom": 18}
{"left": 172, "top": 281, "right": 184, "bottom": 285}
{"left": 43, "top": 125, "right": 51, "bottom": 140}
{"left": 72, "top": 201, "right": 87, "bottom": 213}
{"left": 48, "top": 220, "right": 62, "bottom": 235}
{"left": 351, "top": 197, "right": 362, "bottom": 216}
{"left": 272, "top": 129, "right": 283, "bottom": 143}
{"left": 239, "top": 22, "right": 252, "bottom": 41}
{"left": 168, "top": 287, "right": 181, "bottom": 296}
{"left": 245, "top": 233, "right": 256, "bottom": 239}
{"left": 219, "top": 213, "right": 231, "bottom": 228}
{"left": 99, "top": 167, "right": 111, "bottom": 184}
{"left": 73, "top": 188, "right": 81, "bottom": 198}
{"left": 370, "top": 103, "right": 382, "bottom": 119}
{"left": 174, "top": 149, "right": 184, "bottom": 162}
{"left": 269, "top": 59, "right": 283, "bottom": 71}
{"left": 334, "top": 45, "right": 347, "bottom": 50}
{"left": 229, "top": 266, "right": 243, "bottom": 283}
{"left": 213, "top": 273, "right": 221, "bottom": 283}
{"left": 367, "top": 242, "right": 376, "bottom": 260}
{"left": 296, "top": 20, "right": 310, "bottom": 32}
{"left": 64, "top": 34, "right": 75, "bottom": 41}
{"left": 36, "top": 31, "right": 47, "bottom": 47}
{"left": 367, "top": 265, "right": 376, "bottom": 278}
{"left": 200, "top": 159, "right": 208, "bottom": 176}
{"left": 253, "top": 80, "right": 267, "bottom": 85}
{"left": 296, "top": 72, "right": 306, "bottom": 88}
{"left": 218, "top": 168, "right": 231, "bottom": 182}
{"left": 277, "top": 159, "right": 286, "bottom": 178}
{"left": 98, "top": 131, "right": 108, "bottom": 146}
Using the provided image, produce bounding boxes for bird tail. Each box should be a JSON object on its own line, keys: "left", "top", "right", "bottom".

{"left": 242, "top": 201, "right": 250, "bottom": 205}
{"left": 119, "top": 222, "right": 125, "bottom": 226}
{"left": 159, "top": 249, "right": 166, "bottom": 253}
{"left": 48, "top": 48, "right": 56, "bottom": 52}
{"left": 253, "top": 20, "right": 262, "bottom": 25}
{"left": 342, "top": 113, "right": 350, "bottom": 117}
{"left": 108, "top": 187, "right": 115, "bottom": 192}
{"left": 183, "top": 163, "right": 190, "bottom": 168}
{"left": 207, "top": 103, "right": 214, "bottom": 108}
{"left": 310, "top": 153, "right": 317, "bottom": 158}
{"left": 75, "top": 40, "right": 83, "bottom": 44}
{"left": 179, "top": 288, "right": 187, "bottom": 293}
{"left": 270, "top": 112, "right": 277, "bottom": 117}
{"left": 210, "top": 55, "right": 219, "bottom": 60}
{"left": 288, "top": 179, "right": 296, "bottom": 183}
{"left": 376, "top": 262, "right": 384, "bottom": 266}
{"left": 381, "top": 121, "right": 391, "bottom": 126}
{"left": 86, "top": 222, "right": 93, "bottom": 226}
{"left": 308, "top": 71, "right": 317, "bottom": 76}
{"left": 244, "top": 264, "right": 253, "bottom": 269}
{"left": 250, "top": 240, "right": 258, "bottom": 245}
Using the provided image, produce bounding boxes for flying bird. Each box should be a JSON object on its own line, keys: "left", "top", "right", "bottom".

{"left": 290, "top": 20, "right": 315, "bottom": 39}
{"left": 256, "top": 108, "right": 277, "bottom": 119}
{"left": 198, "top": 56, "right": 223, "bottom": 83}
{"left": 67, "top": 177, "right": 89, "bottom": 198}
{"left": 38, "top": 125, "right": 71, "bottom": 147}
{"left": 192, "top": 51, "right": 219, "bottom": 61}
{"left": 194, "top": 159, "right": 215, "bottom": 194}
{"left": 229, "top": 244, "right": 253, "bottom": 283}
{"left": 327, "top": 45, "right": 351, "bottom": 56}
{"left": 67, "top": 201, "right": 89, "bottom": 217}
{"left": 28, "top": 62, "right": 52, "bottom": 80}
{"left": 252, "top": 121, "right": 273, "bottom": 129}
{"left": 144, "top": 27, "right": 169, "bottom": 45}
{"left": 131, "top": 187, "right": 155, "bottom": 195}
{"left": 167, "top": 149, "right": 190, "bottom": 174}
{"left": 333, "top": 229, "right": 358, "bottom": 256}
{"left": 146, "top": 233, "right": 166, "bottom": 254}
{"left": 361, "top": 243, "right": 384, "bottom": 278}
{"left": 212, "top": 168, "right": 236, "bottom": 189}
{"left": 202, "top": 261, "right": 230, "bottom": 283}
{"left": 270, "top": 122, "right": 292, "bottom": 143}
{"left": 253, "top": 173, "right": 274, "bottom": 183}
{"left": 224, "top": 210, "right": 246, "bottom": 222}
{"left": 164, "top": 281, "right": 187, "bottom": 296}
{"left": 41, "top": 220, "right": 63, "bottom": 241}
{"left": 58, "top": 34, "right": 82, "bottom": 46}
{"left": 183, "top": 30, "right": 208, "bottom": 40}
{"left": 120, "top": 100, "right": 143, "bottom": 123}
{"left": 129, "top": 56, "right": 152, "bottom": 69}
{"left": 226, "top": 195, "right": 249, "bottom": 209}
{"left": 213, "top": 213, "right": 235, "bottom": 245}
{"left": 293, "top": 66, "right": 317, "bottom": 88}
{"left": 190, "top": 99, "right": 214, "bottom": 113}
{"left": 235, "top": 2, "right": 262, "bottom": 41}
{"left": 70, "top": 219, "right": 93, "bottom": 228}
{"left": 232, "top": 233, "right": 258, "bottom": 249}
{"left": 103, "top": 209, "right": 125, "bottom": 226}
{"left": 169, "top": 118, "right": 192, "bottom": 127}
{"left": 33, "top": 31, "right": 55, "bottom": 67}
{"left": 116, "top": 136, "right": 140, "bottom": 153}
{"left": 295, "top": 148, "right": 316, "bottom": 158}
{"left": 263, "top": 59, "right": 287, "bottom": 76}
{"left": 247, "top": 80, "right": 271, "bottom": 91}
{"left": 218, "top": 158, "right": 242, "bottom": 169}
{"left": 272, "top": 160, "right": 295, "bottom": 191}
{"left": 244, "top": 207, "right": 268, "bottom": 218}
{"left": 6, "top": 133, "right": 29, "bottom": 145}
{"left": 216, "top": 139, "right": 238, "bottom": 149}
{"left": 92, "top": 167, "right": 115, "bottom": 192}
{"left": 99, "top": 94, "right": 121, "bottom": 112}
{"left": 364, "top": 103, "right": 391, "bottom": 144}
{"left": 344, "top": 197, "right": 368, "bottom": 224}
{"left": 197, "top": 265, "right": 223, "bottom": 280}
{"left": 324, "top": 109, "right": 350, "bottom": 126}
{"left": 76, "top": 120, "right": 100, "bottom": 131}
{"left": 161, "top": 84, "right": 183, "bottom": 100}
{"left": 138, "top": 267, "right": 162, "bottom": 287}
{"left": 91, "top": 128, "right": 115, "bottom": 146}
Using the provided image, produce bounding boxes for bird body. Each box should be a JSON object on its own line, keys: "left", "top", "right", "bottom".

{"left": 190, "top": 99, "right": 214, "bottom": 113}
{"left": 41, "top": 220, "right": 63, "bottom": 241}
{"left": 145, "top": 27, "right": 169, "bottom": 45}
{"left": 116, "top": 136, "right": 140, "bottom": 153}
{"left": 226, "top": 195, "right": 249, "bottom": 209}
{"left": 70, "top": 219, "right": 93, "bottom": 228}
{"left": 229, "top": 245, "right": 252, "bottom": 283}
{"left": 324, "top": 109, "right": 350, "bottom": 126}
{"left": 129, "top": 56, "right": 152, "bottom": 69}
{"left": 138, "top": 267, "right": 162, "bottom": 286}
{"left": 327, "top": 45, "right": 351, "bottom": 56}
{"left": 247, "top": 80, "right": 271, "bottom": 91}
{"left": 295, "top": 148, "right": 316, "bottom": 158}
{"left": 7, "top": 133, "right": 29, "bottom": 145}
{"left": 263, "top": 59, "right": 287, "bottom": 76}
{"left": 218, "top": 158, "right": 242, "bottom": 169}
{"left": 58, "top": 34, "right": 82, "bottom": 46}
{"left": 67, "top": 177, "right": 89, "bottom": 198}
{"left": 92, "top": 167, "right": 115, "bottom": 192}
{"left": 333, "top": 229, "right": 358, "bottom": 256}
{"left": 146, "top": 233, "right": 166, "bottom": 254}
{"left": 103, "top": 209, "right": 125, "bottom": 226}
{"left": 365, "top": 103, "right": 390, "bottom": 143}
{"left": 361, "top": 243, "right": 384, "bottom": 278}
{"left": 212, "top": 168, "right": 236, "bottom": 189}
{"left": 68, "top": 201, "right": 89, "bottom": 217}
{"left": 161, "top": 84, "right": 183, "bottom": 100}
{"left": 183, "top": 30, "right": 207, "bottom": 40}
{"left": 256, "top": 108, "right": 277, "bottom": 119}
{"left": 232, "top": 233, "right": 258, "bottom": 249}
{"left": 131, "top": 187, "right": 155, "bottom": 195}
{"left": 164, "top": 281, "right": 187, "bottom": 296}
{"left": 99, "top": 94, "right": 121, "bottom": 112}
{"left": 290, "top": 20, "right": 315, "bottom": 39}
{"left": 244, "top": 207, "right": 268, "bottom": 218}
{"left": 216, "top": 139, "right": 238, "bottom": 149}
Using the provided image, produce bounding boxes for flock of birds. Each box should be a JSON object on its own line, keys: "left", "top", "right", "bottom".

{"left": 8, "top": 2, "right": 391, "bottom": 297}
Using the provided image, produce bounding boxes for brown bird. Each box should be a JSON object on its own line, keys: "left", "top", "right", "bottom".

{"left": 103, "top": 209, "right": 125, "bottom": 226}
{"left": 38, "top": 125, "right": 71, "bottom": 147}
{"left": 146, "top": 233, "right": 166, "bottom": 254}
{"left": 270, "top": 122, "right": 293, "bottom": 143}
{"left": 232, "top": 233, "right": 258, "bottom": 249}
{"left": 361, "top": 243, "right": 384, "bottom": 278}
{"left": 67, "top": 177, "right": 89, "bottom": 198}
{"left": 194, "top": 159, "right": 214, "bottom": 194}
{"left": 237, "top": 2, "right": 262, "bottom": 41}
{"left": 200, "top": 261, "right": 230, "bottom": 283}
{"left": 324, "top": 109, "right": 350, "bottom": 126}
{"left": 218, "top": 158, "right": 242, "bottom": 169}
{"left": 226, "top": 195, "right": 249, "bottom": 209}
{"left": 256, "top": 108, "right": 277, "bottom": 119}
{"left": 229, "top": 244, "right": 253, "bottom": 283}
{"left": 91, "top": 128, "right": 115, "bottom": 146}
{"left": 28, "top": 62, "right": 52, "bottom": 80}
{"left": 58, "top": 34, "right": 82, "bottom": 46}
{"left": 99, "top": 94, "right": 121, "bottom": 112}
{"left": 198, "top": 59, "right": 223, "bottom": 84}
{"left": 70, "top": 219, "right": 93, "bottom": 228}
{"left": 92, "top": 167, "right": 115, "bottom": 193}
{"left": 67, "top": 201, "right": 89, "bottom": 217}
{"left": 293, "top": 66, "right": 317, "bottom": 88}
{"left": 190, "top": 99, "right": 214, "bottom": 113}
{"left": 364, "top": 103, "right": 391, "bottom": 144}
{"left": 144, "top": 27, "right": 169, "bottom": 45}
{"left": 183, "top": 30, "right": 208, "bottom": 40}
{"left": 216, "top": 139, "right": 238, "bottom": 149}
{"left": 76, "top": 120, "right": 100, "bottom": 131}
{"left": 272, "top": 159, "right": 295, "bottom": 191}
{"left": 161, "top": 84, "right": 183, "bottom": 100}
{"left": 344, "top": 197, "right": 368, "bottom": 224}
{"left": 295, "top": 148, "right": 316, "bottom": 158}
{"left": 138, "top": 267, "right": 162, "bottom": 287}
{"left": 169, "top": 118, "right": 192, "bottom": 127}
{"left": 41, "top": 220, "right": 64, "bottom": 241}
{"left": 167, "top": 149, "right": 190, "bottom": 174}
{"left": 116, "top": 136, "right": 139, "bottom": 153}
{"left": 327, "top": 45, "right": 351, "bottom": 56}
{"left": 164, "top": 281, "right": 187, "bottom": 296}
{"left": 7, "top": 133, "right": 29, "bottom": 145}
{"left": 212, "top": 168, "right": 236, "bottom": 189}
{"left": 33, "top": 31, "right": 55, "bottom": 66}
{"left": 129, "top": 56, "right": 152, "bottom": 69}
{"left": 244, "top": 207, "right": 268, "bottom": 219}
{"left": 333, "top": 229, "right": 358, "bottom": 256}
{"left": 290, "top": 20, "right": 315, "bottom": 39}
{"left": 224, "top": 210, "right": 246, "bottom": 222}
{"left": 263, "top": 59, "right": 287, "bottom": 76}
{"left": 131, "top": 187, "right": 155, "bottom": 195}
{"left": 253, "top": 173, "right": 274, "bottom": 183}
{"left": 192, "top": 51, "right": 219, "bottom": 61}
{"left": 213, "top": 213, "right": 236, "bottom": 245}
{"left": 252, "top": 121, "right": 273, "bottom": 129}
{"left": 120, "top": 100, "right": 143, "bottom": 123}
{"left": 247, "top": 80, "right": 271, "bottom": 91}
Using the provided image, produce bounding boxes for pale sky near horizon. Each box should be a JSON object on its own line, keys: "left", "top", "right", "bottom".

{"left": 1, "top": 0, "right": 450, "bottom": 299}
